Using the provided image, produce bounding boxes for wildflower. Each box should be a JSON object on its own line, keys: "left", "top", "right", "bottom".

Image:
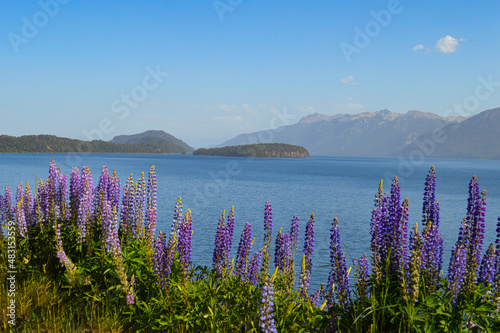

{"left": 327, "top": 217, "right": 351, "bottom": 309}
{"left": 478, "top": 243, "right": 496, "bottom": 287}
{"left": 213, "top": 209, "right": 228, "bottom": 273}
{"left": 178, "top": 209, "right": 193, "bottom": 275}
{"left": 145, "top": 166, "right": 157, "bottom": 247}
{"left": 260, "top": 280, "right": 277, "bottom": 333}
{"left": 235, "top": 222, "right": 253, "bottom": 281}
{"left": 408, "top": 223, "right": 422, "bottom": 304}
{"left": 260, "top": 202, "right": 273, "bottom": 280}
{"left": 153, "top": 232, "right": 167, "bottom": 288}
{"left": 301, "top": 212, "right": 315, "bottom": 293}
{"left": 248, "top": 249, "right": 263, "bottom": 285}
{"left": 421, "top": 166, "right": 443, "bottom": 293}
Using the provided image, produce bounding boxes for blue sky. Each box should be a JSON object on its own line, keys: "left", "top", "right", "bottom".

{"left": 1, "top": 0, "right": 500, "bottom": 148}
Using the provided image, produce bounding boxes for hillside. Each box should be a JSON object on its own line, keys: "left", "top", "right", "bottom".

{"left": 221, "top": 110, "right": 464, "bottom": 156}
{"left": 193, "top": 143, "right": 309, "bottom": 158}
{"left": 399, "top": 107, "right": 500, "bottom": 159}
{"left": 0, "top": 133, "right": 191, "bottom": 154}
{"left": 111, "top": 130, "right": 194, "bottom": 152}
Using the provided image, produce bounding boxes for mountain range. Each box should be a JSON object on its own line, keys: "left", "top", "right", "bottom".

{"left": 219, "top": 107, "right": 500, "bottom": 159}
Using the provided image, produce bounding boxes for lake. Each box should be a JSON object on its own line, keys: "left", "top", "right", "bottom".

{"left": 1, "top": 153, "right": 499, "bottom": 291}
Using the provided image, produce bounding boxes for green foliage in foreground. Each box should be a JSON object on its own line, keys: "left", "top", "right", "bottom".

{"left": 1, "top": 219, "right": 499, "bottom": 332}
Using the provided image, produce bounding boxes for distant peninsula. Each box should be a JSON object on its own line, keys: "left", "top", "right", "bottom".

{"left": 0, "top": 130, "right": 194, "bottom": 154}
{"left": 193, "top": 143, "right": 309, "bottom": 158}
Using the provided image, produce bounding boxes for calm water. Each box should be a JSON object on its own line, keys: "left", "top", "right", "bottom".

{"left": 1, "top": 153, "right": 499, "bottom": 291}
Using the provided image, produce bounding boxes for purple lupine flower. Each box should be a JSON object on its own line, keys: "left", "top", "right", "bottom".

{"left": 326, "top": 217, "right": 351, "bottom": 304}
{"left": 260, "top": 202, "right": 273, "bottom": 280}
{"left": 496, "top": 216, "right": 500, "bottom": 254}
{"left": 38, "top": 179, "right": 49, "bottom": 224}
{"left": 109, "top": 169, "right": 121, "bottom": 211}
{"left": 0, "top": 194, "right": 4, "bottom": 229}
{"left": 126, "top": 289, "right": 135, "bottom": 305}
{"left": 310, "top": 284, "right": 323, "bottom": 307}
{"left": 289, "top": 215, "right": 300, "bottom": 256}
{"left": 408, "top": 223, "right": 423, "bottom": 304}
{"left": 153, "top": 232, "right": 167, "bottom": 288}
{"left": 69, "top": 167, "right": 80, "bottom": 222}
{"left": 224, "top": 206, "right": 236, "bottom": 267}
{"left": 353, "top": 254, "right": 370, "bottom": 301}
{"left": 260, "top": 280, "right": 277, "bottom": 333}
{"left": 248, "top": 249, "right": 263, "bottom": 285}
{"left": 370, "top": 180, "right": 384, "bottom": 280}
{"left": 95, "top": 166, "right": 110, "bottom": 222}
{"left": 478, "top": 243, "right": 496, "bottom": 287}
{"left": 22, "top": 183, "right": 33, "bottom": 227}
{"left": 171, "top": 197, "right": 183, "bottom": 236}
{"left": 145, "top": 166, "right": 157, "bottom": 245}
{"left": 447, "top": 243, "right": 467, "bottom": 306}
{"left": 4, "top": 185, "right": 14, "bottom": 223}
{"left": 16, "top": 191, "right": 27, "bottom": 238}
{"left": 101, "top": 199, "right": 113, "bottom": 252}
{"left": 264, "top": 201, "right": 273, "bottom": 239}
{"left": 54, "top": 223, "right": 77, "bottom": 281}
{"left": 421, "top": 166, "right": 443, "bottom": 292}
{"left": 326, "top": 217, "right": 351, "bottom": 309}
{"left": 119, "top": 174, "right": 135, "bottom": 240}
{"left": 132, "top": 172, "right": 146, "bottom": 240}
{"left": 16, "top": 183, "right": 24, "bottom": 207}
{"left": 274, "top": 230, "right": 291, "bottom": 273}
{"left": 213, "top": 209, "right": 228, "bottom": 273}
{"left": 31, "top": 180, "right": 44, "bottom": 226}
{"left": 274, "top": 228, "right": 284, "bottom": 270}
{"left": 126, "top": 276, "right": 136, "bottom": 305}
{"left": 57, "top": 173, "right": 68, "bottom": 220}
{"left": 77, "top": 179, "right": 94, "bottom": 244}
{"left": 47, "top": 159, "right": 59, "bottom": 216}
{"left": 96, "top": 166, "right": 110, "bottom": 201}
{"left": 302, "top": 212, "right": 315, "bottom": 292}
{"left": 370, "top": 178, "right": 409, "bottom": 284}
{"left": 178, "top": 209, "right": 193, "bottom": 275}
{"left": 388, "top": 178, "right": 408, "bottom": 276}
{"left": 235, "top": 222, "right": 253, "bottom": 281}
{"left": 462, "top": 176, "right": 487, "bottom": 292}
{"left": 163, "top": 233, "right": 177, "bottom": 287}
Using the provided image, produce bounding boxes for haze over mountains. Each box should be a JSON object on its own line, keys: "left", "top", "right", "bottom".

{"left": 219, "top": 107, "right": 500, "bottom": 159}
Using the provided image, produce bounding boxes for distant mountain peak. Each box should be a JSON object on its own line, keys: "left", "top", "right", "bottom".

{"left": 111, "top": 130, "right": 194, "bottom": 152}
{"left": 220, "top": 108, "right": 473, "bottom": 157}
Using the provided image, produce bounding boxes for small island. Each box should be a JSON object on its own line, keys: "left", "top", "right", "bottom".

{"left": 193, "top": 143, "right": 309, "bottom": 158}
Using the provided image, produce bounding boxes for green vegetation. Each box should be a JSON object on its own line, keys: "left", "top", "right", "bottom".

{"left": 1, "top": 161, "right": 500, "bottom": 332}
{"left": 0, "top": 134, "right": 190, "bottom": 154}
{"left": 193, "top": 143, "right": 309, "bottom": 158}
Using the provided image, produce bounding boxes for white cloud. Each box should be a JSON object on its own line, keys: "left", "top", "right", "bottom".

{"left": 435, "top": 35, "right": 464, "bottom": 53}
{"left": 340, "top": 75, "right": 358, "bottom": 85}
{"left": 413, "top": 44, "right": 425, "bottom": 51}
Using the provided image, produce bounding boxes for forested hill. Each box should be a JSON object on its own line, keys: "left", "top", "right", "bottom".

{"left": 193, "top": 143, "right": 309, "bottom": 158}
{"left": 0, "top": 134, "right": 190, "bottom": 154}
